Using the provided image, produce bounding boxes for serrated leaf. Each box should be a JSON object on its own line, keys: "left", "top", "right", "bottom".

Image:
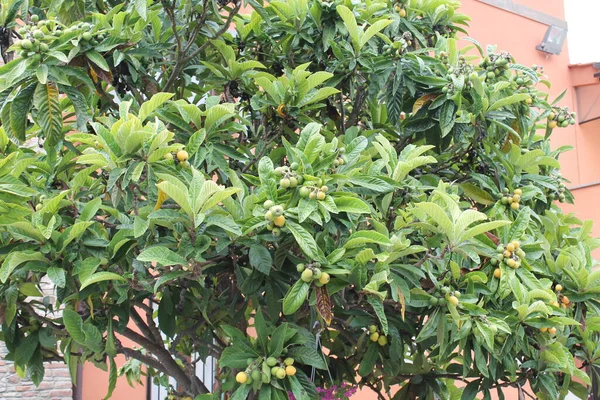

{"left": 80, "top": 271, "right": 127, "bottom": 290}
{"left": 47, "top": 267, "right": 66, "bottom": 288}
{"left": 282, "top": 280, "right": 310, "bottom": 315}
{"left": 86, "top": 50, "right": 110, "bottom": 71}
{"left": 344, "top": 231, "right": 392, "bottom": 249}
{"left": 137, "top": 246, "right": 188, "bottom": 267}
{"left": 333, "top": 197, "right": 370, "bottom": 214}
{"left": 139, "top": 92, "right": 174, "bottom": 121}
{"left": 249, "top": 245, "right": 272, "bottom": 275}
{"left": 0, "top": 251, "right": 48, "bottom": 283}
{"left": 62, "top": 309, "right": 86, "bottom": 344}
{"left": 34, "top": 82, "right": 63, "bottom": 148}
{"left": 285, "top": 221, "right": 326, "bottom": 264}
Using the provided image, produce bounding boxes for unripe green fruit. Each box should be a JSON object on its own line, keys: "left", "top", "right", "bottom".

{"left": 276, "top": 368, "right": 286, "bottom": 379}
{"left": 21, "top": 39, "right": 33, "bottom": 49}
{"left": 82, "top": 32, "right": 92, "bottom": 41}
{"left": 35, "top": 203, "right": 42, "bottom": 211}
{"left": 251, "top": 370, "right": 261, "bottom": 381}
{"left": 487, "top": 72, "right": 495, "bottom": 79}
{"left": 274, "top": 167, "right": 284, "bottom": 176}
{"left": 289, "top": 176, "right": 298, "bottom": 188}
{"left": 301, "top": 269, "right": 313, "bottom": 282}
{"left": 313, "top": 268, "right": 322, "bottom": 279}
{"left": 264, "top": 210, "right": 274, "bottom": 221}
{"left": 296, "top": 263, "right": 305, "bottom": 272}
{"left": 290, "top": 162, "right": 299, "bottom": 170}
{"left": 299, "top": 186, "right": 311, "bottom": 198}
{"left": 33, "top": 30, "right": 44, "bottom": 39}
{"left": 369, "top": 332, "right": 379, "bottom": 342}
{"left": 283, "top": 357, "right": 294, "bottom": 366}
{"left": 262, "top": 373, "right": 270, "bottom": 383}
{"left": 316, "top": 191, "right": 326, "bottom": 200}
{"left": 378, "top": 336, "right": 388, "bottom": 346}
{"left": 368, "top": 325, "right": 377, "bottom": 333}
{"left": 272, "top": 227, "right": 281, "bottom": 237}
{"left": 19, "top": 50, "right": 28, "bottom": 58}
{"left": 31, "top": 15, "right": 40, "bottom": 23}
{"left": 429, "top": 297, "right": 438, "bottom": 306}
{"left": 454, "top": 291, "right": 461, "bottom": 298}
{"left": 490, "top": 258, "right": 498, "bottom": 266}
{"left": 266, "top": 357, "right": 277, "bottom": 367}
{"left": 264, "top": 200, "right": 274, "bottom": 209}
{"left": 438, "top": 298, "right": 447, "bottom": 306}
{"left": 271, "top": 366, "right": 279, "bottom": 375}
{"left": 39, "top": 43, "right": 49, "bottom": 52}
{"left": 32, "top": 53, "right": 42, "bottom": 62}
{"left": 309, "top": 191, "right": 317, "bottom": 200}
{"left": 441, "top": 286, "right": 450, "bottom": 295}
{"left": 271, "top": 205, "right": 284, "bottom": 216}
{"left": 18, "top": 28, "right": 27, "bottom": 35}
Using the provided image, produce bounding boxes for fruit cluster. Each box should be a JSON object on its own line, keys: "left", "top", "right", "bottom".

{"left": 491, "top": 240, "right": 524, "bottom": 271}
{"left": 164, "top": 149, "right": 190, "bottom": 168}
{"left": 547, "top": 107, "right": 576, "bottom": 129}
{"left": 367, "top": 325, "right": 388, "bottom": 346}
{"left": 539, "top": 327, "right": 557, "bottom": 335}
{"left": 547, "top": 180, "right": 567, "bottom": 203}
{"left": 479, "top": 52, "right": 511, "bottom": 81}
{"left": 429, "top": 286, "right": 460, "bottom": 307}
{"left": 499, "top": 188, "right": 522, "bottom": 210}
{"left": 13, "top": 17, "right": 105, "bottom": 61}
{"left": 235, "top": 356, "right": 296, "bottom": 385}
{"left": 439, "top": 54, "right": 475, "bottom": 94}
{"left": 297, "top": 262, "right": 330, "bottom": 286}
{"left": 263, "top": 201, "right": 286, "bottom": 236}
{"left": 299, "top": 184, "right": 328, "bottom": 201}
{"left": 393, "top": 3, "right": 407, "bottom": 18}
{"left": 549, "top": 284, "right": 570, "bottom": 310}
{"left": 333, "top": 147, "right": 346, "bottom": 167}
{"left": 275, "top": 163, "right": 303, "bottom": 189}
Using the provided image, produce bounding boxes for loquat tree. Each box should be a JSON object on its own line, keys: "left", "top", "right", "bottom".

{"left": 0, "top": 0, "right": 598, "bottom": 399}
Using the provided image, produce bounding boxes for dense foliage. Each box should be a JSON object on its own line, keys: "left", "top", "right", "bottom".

{"left": 0, "top": 0, "right": 598, "bottom": 399}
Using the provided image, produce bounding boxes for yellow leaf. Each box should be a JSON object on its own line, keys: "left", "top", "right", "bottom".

{"left": 154, "top": 188, "right": 168, "bottom": 210}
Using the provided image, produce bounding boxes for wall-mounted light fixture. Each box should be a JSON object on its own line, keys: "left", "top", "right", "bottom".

{"left": 536, "top": 24, "right": 568, "bottom": 55}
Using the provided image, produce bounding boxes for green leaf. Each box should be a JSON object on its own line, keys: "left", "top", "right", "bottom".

{"left": 137, "top": 246, "right": 188, "bottom": 267}
{"left": 358, "top": 343, "right": 378, "bottom": 377}
{"left": 139, "top": 92, "right": 174, "bottom": 121}
{"left": 459, "top": 220, "right": 511, "bottom": 243}
{"left": 62, "top": 309, "right": 86, "bottom": 344}
{"left": 487, "top": 93, "right": 530, "bottom": 112}
{"left": 62, "top": 85, "right": 93, "bottom": 132}
{"left": 104, "top": 358, "right": 117, "bottom": 400}
{"left": 134, "top": 0, "right": 147, "bottom": 20}
{"left": 360, "top": 19, "right": 392, "bottom": 48}
{"left": 287, "top": 346, "right": 327, "bottom": 370}
{"left": 14, "top": 332, "right": 38, "bottom": 367}
{"left": 439, "top": 101, "right": 455, "bottom": 137}
{"left": 367, "top": 296, "right": 388, "bottom": 335}
{"left": 9, "top": 84, "right": 36, "bottom": 141}
{"left": 258, "top": 157, "right": 278, "bottom": 202}
{"left": 460, "top": 182, "right": 495, "bottom": 205}
{"left": 47, "top": 267, "right": 66, "bottom": 288}
{"left": 0, "top": 251, "right": 48, "bottom": 283}
{"left": 344, "top": 231, "right": 392, "bottom": 249}
{"left": 80, "top": 271, "right": 127, "bottom": 290}
{"left": 414, "top": 202, "right": 454, "bottom": 238}
{"left": 333, "top": 197, "right": 370, "bottom": 214}
{"left": 34, "top": 82, "right": 63, "bottom": 148}
{"left": 86, "top": 50, "right": 110, "bottom": 71}
{"left": 508, "top": 207, "right": 530, "bottom": 240}
{"left": 461, "top": 381, "right": 480, "bottom": 400}
{"left": 249, "top": 245, "right": 272, "bottom": 275}
{"left": 282, "top": 280, "right": 310, "bottom": 315}
{"left": 231, "top": 383, "right": 251, "bottom": 400}
{"left": 336, "top": 5, "right": 360, "bottom": 52}
{"left": 285, "top": 221, "right": 327, "bottom": 264}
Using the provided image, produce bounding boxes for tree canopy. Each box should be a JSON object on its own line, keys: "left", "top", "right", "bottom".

{"left": 0, "top": 0, "right": 598, "bottom": 399}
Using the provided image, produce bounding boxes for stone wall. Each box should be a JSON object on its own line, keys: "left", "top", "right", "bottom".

{"left": 0, "top": 344, "right": 73, "bottom": 400}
